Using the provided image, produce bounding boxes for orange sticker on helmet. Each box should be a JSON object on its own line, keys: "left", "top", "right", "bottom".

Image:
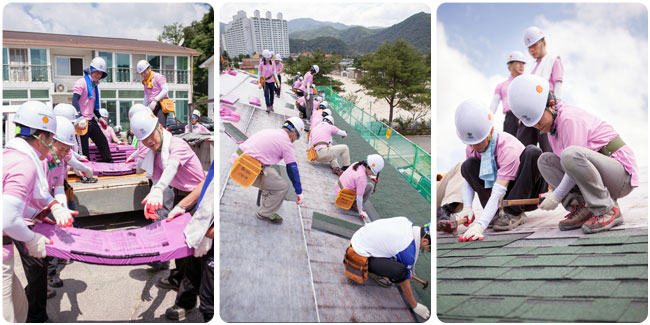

{"left": 536, "top": 85, "right": 543, "bottom": 93}
{"left": 372, "top": 163, "right": 375, "bottom": 167}
{"left": 42, "top": 117, "right": 49, "bottom": 123}
{"left": 488, "top": 114, "right": 492, "bottom": 121}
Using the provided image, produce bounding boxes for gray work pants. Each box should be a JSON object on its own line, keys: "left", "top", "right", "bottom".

{"left": 252, "top": 166, "right": 290, "bottom": 217}
{"left": 316, "top": 144, "right": 351, "bottom": 168}
{"left": 305, "top": 92, "right": 314, "bottom": 120}
{"left": 537, "top": 146, "right": 633, "bottom": 216}
{"left": 436, "top": 161, "right": 464, "bottom": 209}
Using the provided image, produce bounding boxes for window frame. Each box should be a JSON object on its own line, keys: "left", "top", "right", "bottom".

{"left": 55, "top": 56, "right": 85, "bottom": 77}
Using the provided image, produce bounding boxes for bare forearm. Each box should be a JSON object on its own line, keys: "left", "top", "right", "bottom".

{"left": 400, "top": 279, "right": 417, "bottom": 308}
{"left": 177, "top": 180, "right": 205, "bottom": 210}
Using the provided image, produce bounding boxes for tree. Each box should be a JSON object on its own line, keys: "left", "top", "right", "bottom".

{"left": 157, "top": 22, "right": 185, "bottom": 45}
{"left": 222, "top": 50, "right": 230, "bottom": 62}
{"left": 180, "top": 7, "right": 214, "bottom": 105}
{"left": 356, "top": 40, "right": 430, "bottom": 126}
{"left": 284, "top": 49, "right": 344, "bottom": 92}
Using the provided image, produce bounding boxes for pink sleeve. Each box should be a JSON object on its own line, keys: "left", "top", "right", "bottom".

{"left": 73, "top": 79, "right": 85, "bottom": 95}
{"left": 356, "top": 173, "right": 368, "bottom": 194}
{"left": 550, "top": 57, "right": 564, "bottom": 84}
{"left": 155, "top": 73, "right": 167, "bottom": 85}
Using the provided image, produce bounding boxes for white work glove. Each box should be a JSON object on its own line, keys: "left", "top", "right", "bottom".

{"left": 166, "top": 205, "right": 186, "bottom": 222}
{"left": 76, "top": 119, "right": 87, "bottom": 129}
{"left": 296, "top": 194, "right": 304, "bottom": 206}
{"left": 359, "top": 210, "right": 369, "bottom": 220}
{"left": 457, "top": 206, "right": 475, "bottom": 226}
{"left": 369, "top": 175, "right": 379, "bottom": 184}
{"left": 193, "top": 236, "right": 213, "bottom": 257}
{"left": 538, "top": 191, "right": 561, "bottom": 211}
{"left": 412, "top": 303, "right": 430, "bottom": 320}
{"left": 84, "top": 167, "right": 94, "bottom": 178}
{"left": 26, "top": 233, "right": 52, "bottom": 258}
{"left": 141, "top": 187, "right": 164, "bottom": 219}
{"left": 148, "top": 100, "right": 158, "bottom": 110}
{"left": 78, "top": 155, "right": 89, "bottom": 162}
{"left": 50, "top": 202, "right": 78, "bottom": 228}
{"left": 459, "top": 221, "right": 484, "bottom": 242}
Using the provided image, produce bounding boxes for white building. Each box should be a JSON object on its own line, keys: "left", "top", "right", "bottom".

{"left": 2, "top": 30, "right": 200, "bottom": 129}
{"left": 223, "top": 10, "right": 289, "bottom": 58}
{"left": 198, "top": 55, "right": 214, "bottom": 119}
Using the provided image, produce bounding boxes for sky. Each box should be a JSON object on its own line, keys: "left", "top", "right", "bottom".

{"left": 2, "top": 2, "right": 210, "bottom": 41}
{"left": 436, "top": 3, "right": 648, "bottom": 172}
{"left": 220, "top": 2, "right": 431, "bottom": 28}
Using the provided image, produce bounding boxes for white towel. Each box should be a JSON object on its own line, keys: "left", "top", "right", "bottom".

{"left": 533, "top": 53, "right": 559, "bottom": 81}
{"left": 141, "top": 129, "right": 172, "bottom": 179}
{"left": 6, "top": 138, "right": 51, "bottom": 206}
{"left": 184, "top": 181, "right": 214, "bottom": 249}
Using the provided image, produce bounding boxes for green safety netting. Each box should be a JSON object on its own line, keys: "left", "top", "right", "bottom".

{"left": 317, "top": 86, "right": 431, "bottom": 203}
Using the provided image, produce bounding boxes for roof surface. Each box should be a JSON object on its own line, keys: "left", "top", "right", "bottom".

{"left": 219, "top": 71, "right": 431, "bottom": 322}
{"left": 3, "top": 30, "right": 201, "bottom": 56}
{"left": 437, "top": 167, "right": 649, "bottom": 322}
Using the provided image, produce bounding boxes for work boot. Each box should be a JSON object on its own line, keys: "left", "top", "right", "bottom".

{"left": 148, "top": 261, "right": 170, "bottom": 271}
{"left": 331, "top": 167, "right": 343, "bottom": 176}
{"left": 582, "top": 204, "right": 623, "bottom": 234}
{"left": 47, "top": 288, "right": 56, "bottom": 299}
{"left": 165, "top": 304, "right": 195, "bottom": 321}
{"left": 558, "top": 202, "right": 593, "bottom": 231}
{"left": 48, "top": 274, "right": 63, "bottom": 288}
{"left": 58, "top": 258, "right": 74, "bottom": 265}
{"left": 492, "top": 211, "right": 527, "bottom": 231}
{"left": 157, "top": 277, "right": 179, "bottom": 291}
{"left": 256, "top": 212, "right": 283, "bottom": 224}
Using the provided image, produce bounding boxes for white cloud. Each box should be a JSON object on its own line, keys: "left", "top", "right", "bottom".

{"left": 4, "top": 3, "right": 209, "bottom": 41}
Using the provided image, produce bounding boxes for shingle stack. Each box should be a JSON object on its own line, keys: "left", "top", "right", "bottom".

{"left": 88, "top": 143, "right": 137, "bottom": 163}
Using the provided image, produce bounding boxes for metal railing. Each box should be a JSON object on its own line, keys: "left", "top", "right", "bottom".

{"left": 3, "top": 65, "right": 189, "bottom": 85}
{"left": 3, "top": 65, "right": 49, "bottom": 82}
{"left": 317, "top": 86, "right": 431, "bottom": 203}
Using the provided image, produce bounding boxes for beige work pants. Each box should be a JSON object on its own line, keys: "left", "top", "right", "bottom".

{"left": 252, "top": 166, "right": 290, "bottom": 218}
{"left": 436, "top": 162, "right": 464, "bottom": 209}
{"left": 316, "top": 145, "right": 351, "bottom": 168}
{"left": 3, "top": 246, "right": 28, "bottom": 323}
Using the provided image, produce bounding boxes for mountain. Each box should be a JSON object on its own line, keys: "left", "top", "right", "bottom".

{"left": 290, "top": 25, "right": 379, "bottom": 44}
{"left": 349, "top": 12, "right": 430, "bottom": 54}
{"left": 288, "top": 18, "right": 351, "bottom": 33}
{"left": 289, "top": 37, "right": 352, "bottom": 55}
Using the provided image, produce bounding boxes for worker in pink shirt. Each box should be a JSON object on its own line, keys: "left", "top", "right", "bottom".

{"left": 297, "top": 95, "right": 320, "bottom": 119}
{"left": 292, "top": 76, "right": 304, "bottom": 96}
{"left": 3, "top": 102, "right": 76, "bottom": 322}
{"left": 519, "top": 26, "right": 563, "bottom": 152}
{"left": 454, "top": 99, "right": 547, "bottom": 242}
{"left": 309, "top": 115, "right": 350, "bottom": 175}
{"left": 257, "top": 50, "right": 279, "bottom": 113}
{"left": 185, "top": 110, "right": 210, "bottom": 134}
{"left": 335, "top": 154, "right": 384, "bottom": 221}
{"left": 231, "top": 117, "right": 306, "bottom": 224}
{"left": 274, "top": 54, "right": 284, "bottom": 98}
{"left": 52, "top": 103, "right": 96, "bottom": 182}
{"left": 98, "top": 108, "right": 121, "bottom": 144}
{"left": 138, "top": 60, "right": 170, "bottom": 127}
{"left": 72, "top": 57, "right": 113, "bottom": 163}
{"left": 302, "top": 65, "right": 319, "bottom": 120}
{"left": 489, "top": 51, "right": 526, "bottom": 137}
{"left": 508, "top": 74, "right": 638, "bottom": 234}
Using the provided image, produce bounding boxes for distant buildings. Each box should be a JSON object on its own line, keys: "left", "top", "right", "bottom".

{"left": 223, "top": 10, "right": 289, "bottom": 59}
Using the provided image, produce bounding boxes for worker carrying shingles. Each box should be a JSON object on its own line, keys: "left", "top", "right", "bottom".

{"left": 229, "top": 117, "right": 305, "bottom": 224}
{"left": 344, "top": 217, "right": 431, "bottom": 320}
{"left": 508, "top": 74, "right": 639, "bottom": 234}
{"left": 455, "top": 99, "right": 547, "bottom": 242}
{"left": 334, "top": 154, "right": 384, "bottom": 221}
{"left": 52, "top": 103, "right": 96, "bottom": 182}
{"left": 308, "top": 115, "right": 350, "bottom": 176}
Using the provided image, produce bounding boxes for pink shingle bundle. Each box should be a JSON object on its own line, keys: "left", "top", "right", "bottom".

{"left": 220, "top": 105, "right": 241, "bottom": 122}
{"left": 249, "top": 96, "right": 261, "bottom": 107}
{"left": 220, "top": 94, "right": 239, "bottom": 105}
{"left": 83, "top": 161, "right": 137, "bottom": 176}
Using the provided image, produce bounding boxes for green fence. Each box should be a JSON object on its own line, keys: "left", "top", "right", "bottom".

{"left": 317, "top": 86, "right": 431, "bottom": 203}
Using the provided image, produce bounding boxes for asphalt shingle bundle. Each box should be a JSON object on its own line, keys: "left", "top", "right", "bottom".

{"left": 88, "top": 143, "right": 137, "bottom": 163}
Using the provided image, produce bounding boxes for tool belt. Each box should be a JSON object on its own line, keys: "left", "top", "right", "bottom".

{"left": 229, "top": 148, "right": 262, "bottom": 187}
{"left": 64, "top": 179, "right": 74, "bottom": 202}
{"left": 159, "top": 98, "right": 175, "bottom": 114}
{"left": 599, "top": 136, "right": 625, "bottom": 157}
{"left": 335, "top": 180, "right": 356, "bottom": 210}
{"left": 306, "top": 142, "right": 329, "bottom": 161}
{"left": 3, "top": 236, "right": 12, "bottom": 245}
{"left": 343, "top": 244, "right": 368, "bottom": 284}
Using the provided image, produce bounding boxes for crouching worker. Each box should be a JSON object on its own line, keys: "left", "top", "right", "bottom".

{"left": 185, "top": 110, "right": 210, "bottom": 134}
{"left": 334, "top": 154, "right": 384, "bottom": 221}
{"left": 98, "top": 108, "right": 122, "bottom": 144}
{"left": 455, "top": 99, "right": 547, "bottom": 242}
{"left": 508, "top": 74, "right": 639, "bottom": 234}
{"left": 345, "top": 217, "right": 430, "bottom": 320}
{"left": 229, "top": 117, "right": 305, "bottom": 224}
{"left": 308, "top": 116, "right": 350, "bottom": 175}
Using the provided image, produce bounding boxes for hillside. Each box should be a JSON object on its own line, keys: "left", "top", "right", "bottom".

{"left": 288, "top": 18, "right": 350, "bottom": 33}
{"left": 350, "top": 12, "right": 431, "bottom": 54}
{"left": 289, "top": 37, "right": 352, "bottom": 55}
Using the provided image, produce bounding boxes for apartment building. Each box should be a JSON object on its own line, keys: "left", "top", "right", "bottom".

{"left": 2, "top": 30, "right": 201, "bottom": 129}
{"left": 223, "top": 10, "right": 289, "bottom": 59}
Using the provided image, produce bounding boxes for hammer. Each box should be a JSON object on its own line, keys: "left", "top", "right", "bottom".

{"left": 412, "top": 275, "right": 429, "bottom": 290}
{"left": 501, "top": 197, "right": 544, "bottom": 207}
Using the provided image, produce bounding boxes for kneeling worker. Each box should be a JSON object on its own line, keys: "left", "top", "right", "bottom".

{"left": 230, "top": 117, "right": 305, "bottom": 224}
{"left": 455, "top": 99, "right": 547, "bottom": 242}
{"left": 308, "top": 116, "right": 350, "bottom": 175}
{"left": 335, "top": 154, "right": 384, "bottom": 220}
{"left": 346, "top": 217, "right": 430, "bottom": 320}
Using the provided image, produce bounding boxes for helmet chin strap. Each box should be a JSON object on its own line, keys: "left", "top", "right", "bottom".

{"left": 33, "top": 134, "right": 61, "bottom": 166}
{"left": 155, "top": 126, "right": 163, "bottom": 152}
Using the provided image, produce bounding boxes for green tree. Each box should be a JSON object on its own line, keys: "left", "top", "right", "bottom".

{"left": 357, "top": 39, "right": 430, "bottom": 126}
{"left": 157, "top": 22, "right": 185, "bottom": 45}
{"left": 180, "top": 6, "right": 214, "bottom": 105}
{"left": 222, "top": 50, "right": 230, "bottom": 61}
{"left": 284, "top": 49, "right": 344, "bottom": 92}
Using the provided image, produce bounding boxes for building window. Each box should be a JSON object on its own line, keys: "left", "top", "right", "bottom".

{"left": 98, "top": 51, "right": 113, "bottom": 82}
{"left": 30, "top": 89, "right": 49, "bottom": 98}
{"left": 177, "top": 56, "right": 188, "bottom": 84}
{"left": 7, "top": 48, "right": 28, "bottom": 81}
{"left": 146, "top": 55, "right": 160, "bottom": 71}
{"left": 115, "top": 53, "right": 130, "bottom": 82}
{"left": 175, "top": 100, "right": 188, "bottom": 123}
{"left": 118, "top": 90, "right": 145, "bottom": 98}
{"left": 2, "top": 48, "right": 8, "bottom": 81}
{"left": 30, "top": 49, "right": 48, "bottom": 82}
{"left": 100, "top": 90, "right": 116, "bottom": 98}
{"left": 131, "top": 54, "right": 146, "bottom": 82}
{"left": 4, "top": 89, "right": 28, "bottom": 99}
{"left": 119, "top": 100, "right": 132, "bottom": 130}
{"left": 56, "top": 57, "right": 84, "bottom": 77}
{"left": 162, "top": 56, "right": 175, "bottom": 82}
{"left": 101, "top": 100, "right": 118, "bottom": 125}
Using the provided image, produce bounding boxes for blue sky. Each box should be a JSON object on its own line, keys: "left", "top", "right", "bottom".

{"left": 436, "top": 3, "right": 648, "bottom": 172}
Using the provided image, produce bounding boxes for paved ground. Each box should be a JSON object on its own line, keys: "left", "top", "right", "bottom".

{"left": 405, "top": 135, "right": 431, "bottom": 154}
{"left": 11, "top": 211, "right": 205, "bottom": 322}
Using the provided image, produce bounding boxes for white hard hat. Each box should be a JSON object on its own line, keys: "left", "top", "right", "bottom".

{"left": 297, "top": 72, "right": 301, "bottom": 76}
{"left": 322, "top": 108, "right": 332, "bottom": 116}
{"left": 323, "top": 115, "right": 334, "bottom": 125}
{"left": 192, "top": 109, "right": 201, "bottom": 117}
{"left": 524, "top": 26, "right": 545, "bottom": 48}
{"left": 507, "top": 74, "right": 550, "bottom": 127}
{"left": 53, "top": 103, "right": 78, "bottom": 122}
{"left": 136, "top": 60, "right": 151, "bottom": 74}
{"left": 315, "top": 96, "right": 322, "bottom": 103}
{"left": 275, "top": 54, "right": 282, "bottom": 61}
{"left": 299, "top": 76, "right": 303, "bottom": 81}
{"left": 454, "top": 99, "right": 494, "bottom": 145}
{"left": 54, "top": 116, "right": 76, "bottom": 146}
{"left": 13, "top": 101, "right": 57, "bottom": 134}
{"left": 88, "top": 57, "right": 107, "bottom": 79}
{"left": 366, "top": 154, "right": 384, "bottom": 175}
{"left": 130, "top": 110, "right": 159, "bottom": 140}
{"left": 507, "top": 50, "right": 526, "bottom": 64}
{"left": 312, "top": 65, "right": 320, "bottom": 74}
{"left": 99, "top": 108, "right": 109, "bottom": 118}
{"left": 128, "top": 104, "right": 149, "bottom": 119}
{"left": 262, "top": 50, "right": 272, "bottom": 58}
{"left": 284, "top": 116, "right": 305, "bottom": 138}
